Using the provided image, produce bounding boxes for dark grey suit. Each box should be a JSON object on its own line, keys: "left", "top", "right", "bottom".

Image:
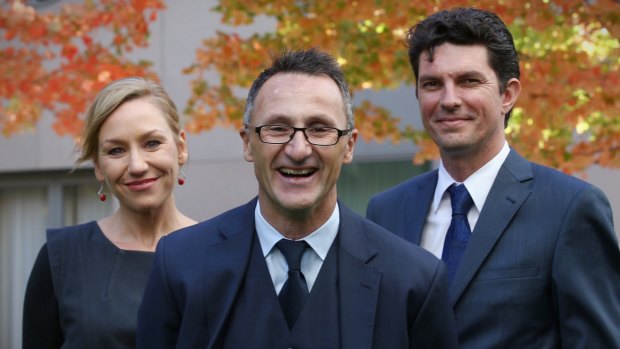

{"left": 367, "top": 150, "right": 620, "bottom": 348}
{"left": 137, "top": 198, "right": 458, "bottom": 348}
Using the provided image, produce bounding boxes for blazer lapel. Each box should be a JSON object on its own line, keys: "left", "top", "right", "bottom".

{"left": 205, "top": 199, "right": 257, "bottom": 348}
{"left": 337, "top": 204, "right": 382, "bottom": 349}
{"left": 404, "top": 171, "right": 438, "bottom": 244}
{"left": 450, "top": 151, "right": 534, "bottom": 304}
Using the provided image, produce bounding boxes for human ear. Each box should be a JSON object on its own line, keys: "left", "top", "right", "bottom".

{"left": 94, "top": 159, "right": 104, "bottom": 182}
{"left": 342, "top": 128, "right": 358, "bottom": 164}
{"left": 239, "top": 127, "right": 254, "bottom": 162}
{"left": 501, "top": 78, "right": 521, "bottom": 115}
{"left": 176, "top": 130, "right": 189, "bottom": 165}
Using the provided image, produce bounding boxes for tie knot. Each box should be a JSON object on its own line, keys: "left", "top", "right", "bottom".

{"left": 448, "top": 184, "right": 473, "bottom": 216}
{"left": 277, "top": 239, "right": 307, "bottom": 271}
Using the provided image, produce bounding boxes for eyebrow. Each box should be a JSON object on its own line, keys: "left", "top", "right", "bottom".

{"left": 259, "top": 113, "right": 339, "bottom": 126}
{"left": 100, "top": 129, "right": 168, "bottom": 145}
{"left": 419, "top": 70, "right": 485, "bottom": 79}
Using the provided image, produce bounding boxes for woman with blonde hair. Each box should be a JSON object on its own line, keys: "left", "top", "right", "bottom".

{"left": 23, "top": 77, "right": 196, "bottom": 348}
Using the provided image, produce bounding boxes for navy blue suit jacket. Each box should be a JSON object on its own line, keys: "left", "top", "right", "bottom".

{"left": 137, "top": 199, "right": 458, "bottom": 348}
{"left": 367, "top": 150, "right": 620, "bottom": 348}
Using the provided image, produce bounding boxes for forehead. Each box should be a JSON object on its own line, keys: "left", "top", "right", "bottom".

{"left": 419, "top": 43, "right": 492, "bottom": 75}
{"left": 100, "top": 98, "right": 172, "bottom": 136}
{"left": 252, "top": 72, "right": 346, "bottom": 125}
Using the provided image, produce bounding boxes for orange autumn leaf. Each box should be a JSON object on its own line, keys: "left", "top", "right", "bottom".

{"left": 61, "top": 44, "right": 79, "bottom": 60}
{"left": 0, "top": 0, "right": 163, "bottom": 137}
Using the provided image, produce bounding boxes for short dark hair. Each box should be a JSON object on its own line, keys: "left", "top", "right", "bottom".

{"left": 243, "top": 48, "right": 354, "bottom": 128}
{"left": 406, "top": 7, "right": 520, "bottom": 124}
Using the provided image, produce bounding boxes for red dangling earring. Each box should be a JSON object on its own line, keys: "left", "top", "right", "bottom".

{"left": 178, "top": 167, "right": 186, "bottom": 186}
{"left": 97, "top": 183, "right": 106, "bottom": 202}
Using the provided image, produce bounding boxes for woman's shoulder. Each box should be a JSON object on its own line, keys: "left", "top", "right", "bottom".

{"left": 46, "top": 220, "right": 99, "bottom": 244}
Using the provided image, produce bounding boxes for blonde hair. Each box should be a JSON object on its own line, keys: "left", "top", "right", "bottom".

{"left": 77, "top": 77, "right": 181, "bottom": 164}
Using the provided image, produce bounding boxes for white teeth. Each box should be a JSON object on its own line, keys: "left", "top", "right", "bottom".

{"left": 281, "top": 168, "right": 312, "bottom": 176}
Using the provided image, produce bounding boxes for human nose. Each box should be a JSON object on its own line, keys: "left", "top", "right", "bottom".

{"left": 128, "top": 149, "right": 148, "bottom": 174}
{"left": 285, "top": 129, "right": 312, "bottom": 159}
{"left": 440, "top": 82, "right": 461, "bottom": 111}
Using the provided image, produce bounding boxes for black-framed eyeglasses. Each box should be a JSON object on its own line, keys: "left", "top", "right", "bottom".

{"left": 249, "top": 124, "right": 351, "bottom": 146}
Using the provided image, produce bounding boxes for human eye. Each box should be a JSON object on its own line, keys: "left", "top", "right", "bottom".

{"left": 459, "top": 73, "right": 485, "bottom": 87}
{"left": 105, "top": 147, "right": 125, "bottom": 157}
{"left": 145, "top": 139, "right": 162, "bottom": 150}
{"left": 461, "top": 78, "right": 481, "bottom": 86}
{"left": 307, "top": 126, "right": 334, "bottom": 137}
{"left": 263, "top": 125, "right": 291, "bottom": 135}
{"left": 419, "top": 79, "right": 440, "bottom": 91}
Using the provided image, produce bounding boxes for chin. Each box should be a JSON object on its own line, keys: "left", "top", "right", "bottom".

{"left": 276, "top": 196, "right": 319, "bottom": 212}
{"left": 438, "top": 138, "right": 475, "bottom": 153}
{"left": 130, "top": 199, "right": 166, "bottom": 213}
{"left": 280, "top": 201, "right": 314, "bottom": 212}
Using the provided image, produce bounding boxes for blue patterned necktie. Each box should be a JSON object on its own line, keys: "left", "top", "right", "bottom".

{"left": 277, "top": 239, "right": 309, "bottom": 328}
{"left": 441, "top": 184, "right": 474, "bottom": 284}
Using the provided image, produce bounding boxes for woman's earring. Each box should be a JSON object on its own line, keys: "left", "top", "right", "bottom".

{"left": 97, "top": 183, "right": 107, "bottom": 202}
{"left": 178, "top": 167, "right": 186, "bottom": 186}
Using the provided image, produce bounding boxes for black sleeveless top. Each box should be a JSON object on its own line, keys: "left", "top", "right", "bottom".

{"left": 23, "top": 221, "right": 154, "bottom": 349}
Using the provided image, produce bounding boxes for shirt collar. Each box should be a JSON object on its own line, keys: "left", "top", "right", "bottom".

{"left": 433, "top": 141, "right": 510, "bottom": 213}
{"left": 254, "top": 201, "right": 339, "bottom": 261}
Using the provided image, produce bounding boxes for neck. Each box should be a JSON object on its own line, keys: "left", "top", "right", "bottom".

{"left": 259, "top": 198, "right": 336, "bottom": 240}
{"left": 441, "top": 140, "right": 505, "bottom": 182}
{"left": 99, "top": 199, "right": 195, "bottom": 251}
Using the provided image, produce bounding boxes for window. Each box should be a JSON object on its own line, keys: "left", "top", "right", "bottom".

{"left": 337, "top": 159, "right": 430, "bottom": 215}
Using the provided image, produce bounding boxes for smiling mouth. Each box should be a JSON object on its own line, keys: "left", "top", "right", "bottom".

{"left": 437, "top": 116, "right": 468, "bottom": 122}
{"left": 280, "top": 168, "right": 315, "bottom": 178}
{"left": 435, "top": 118, "right": 470, "bottom": 130}
{"left": 126, "top": 178, "right": 157, "bottom": 186}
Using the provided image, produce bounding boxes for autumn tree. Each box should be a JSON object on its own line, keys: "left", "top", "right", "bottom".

{"left": 1, "top": 0, "right": 618, "bottom": 174}
{"left": 184, "top": 0, "right": 620, "bottom": 173}
{"left": 0, "top": 0, "right": 164, "bottom": 137}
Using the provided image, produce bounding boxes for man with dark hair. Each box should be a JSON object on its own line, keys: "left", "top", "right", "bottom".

{"left": 137, "top": 48, "right": 457, "bottom": 348}
{"left": 367, "top": 7, "right": 620, "bottom": 348}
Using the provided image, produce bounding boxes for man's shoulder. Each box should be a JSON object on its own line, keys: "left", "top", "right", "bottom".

{"left": 501, "top": 152, "right": 611, "bottom": 213}
{"left": 370, "top": 170, "right": 437, "bottom": 202}
{"left": 530, "top": 161, "right": 589, "bottom": 186}
{"left": 508, "top": 155, "right": 602, "bottom": 200}
{"left": 355, "top": 215, "right": 443, "bottom": 291}
{"left": 342, "top": 205, "right": 439, "bottom": 266}
{"left": 505, "top": 149, "right": 591, "bottom": 188}
{"left": 366, "top": 217, "right": 438, "bottom": 263}
{"left": 163, "top": 198, "right": 256, "bottom": 248}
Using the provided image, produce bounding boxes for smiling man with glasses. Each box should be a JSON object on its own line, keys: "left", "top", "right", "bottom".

{"left": 137, "top": 48, "right": 457, "bottom": 349}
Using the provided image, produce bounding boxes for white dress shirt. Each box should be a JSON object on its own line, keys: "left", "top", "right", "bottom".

{"left": 254, "top": 201, "right": 339, "bottom": 294}
{"left": 421, "top": 141, "right": 511, "bottom": 258}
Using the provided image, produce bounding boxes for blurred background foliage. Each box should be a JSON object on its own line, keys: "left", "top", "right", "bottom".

{"left": 1, "top": 0, "right": 619, "bottom": 173}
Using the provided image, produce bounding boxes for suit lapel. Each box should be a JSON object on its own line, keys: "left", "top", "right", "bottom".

{"left": 205, "top": 199, "right": 257, "bottom": 347}
{"left": 405, "top": 171, "right": 438, "bottom": 244}
{"left": 450, "top": 151, "right": 534, "bottom": 304}
{"left": 337, "top": 204, "right": 382, "bottom": 349}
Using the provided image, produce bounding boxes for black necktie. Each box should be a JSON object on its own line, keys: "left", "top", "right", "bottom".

{"left": 441, "top": 184, "right": 474, "bottom": 284}
{"left": 277, "top": 239, "right": 309, "bottom": 328}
